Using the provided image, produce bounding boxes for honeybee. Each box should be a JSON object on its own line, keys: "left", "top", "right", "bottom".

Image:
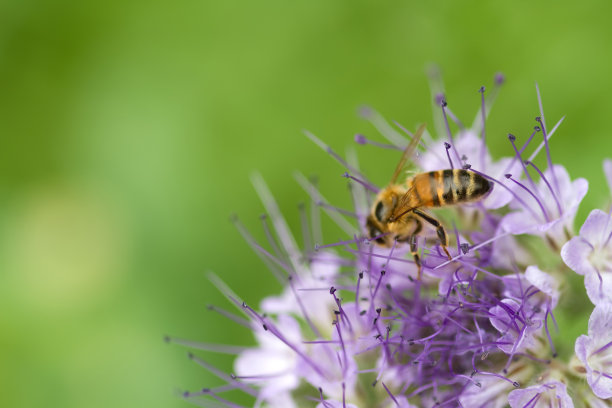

{"left": 366, "top": 124, "right": 492, "bottom": 278}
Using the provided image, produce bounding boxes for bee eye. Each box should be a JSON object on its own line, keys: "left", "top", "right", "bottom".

{"left": 374, "top": 201, "right": 385, "bottom": 222}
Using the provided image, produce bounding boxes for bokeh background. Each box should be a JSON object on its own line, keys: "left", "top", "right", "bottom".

{"left": 1, "top": 1, "right": 611, "bottom": 407}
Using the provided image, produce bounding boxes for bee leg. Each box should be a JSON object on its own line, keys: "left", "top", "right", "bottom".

{"left": 412, "top": 208, "right": 452, "bottom": 261}
{"left": 410, "top": 235, "right": 422, "bottom": 281}
{"left": 398, "top": 219, "right": 423, "bottom": 280}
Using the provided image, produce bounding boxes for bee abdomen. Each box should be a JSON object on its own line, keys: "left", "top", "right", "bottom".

{"left": 426, "top": 169, "right": 492, "bottom": 207}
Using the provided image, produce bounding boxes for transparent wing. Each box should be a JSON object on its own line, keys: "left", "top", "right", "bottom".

{"left": 389, "top": 185, "right": 418, "bottom": 223}
{"left": 389, "top": 123, "right": 426, "bottom": 185}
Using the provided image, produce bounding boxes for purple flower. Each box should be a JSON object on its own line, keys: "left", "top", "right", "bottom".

{"left": 500, "top": 164, "right": 588, "bottom": 247}
{"left": 575, "top": 303, "right": 612, "bottom": 399}
{"left": 169, "top": 77, "right": 597, "bottom": 408}
{"left": 507, "top": 381, "right": 574, "bottom": 407}
{"left": 561, "top": 209, "right": 612, "bottom": 306}
{"left": 233, "top": 314, "right": 302, "bottom": 402}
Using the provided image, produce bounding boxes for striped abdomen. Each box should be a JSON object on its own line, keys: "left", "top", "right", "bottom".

{"left": 410, "top": 169, "right": 492, "bottom": 207}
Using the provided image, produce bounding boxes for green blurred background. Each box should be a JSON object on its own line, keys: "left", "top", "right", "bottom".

{"left": 0, "top": 1, "right": 610, "bottom": 407}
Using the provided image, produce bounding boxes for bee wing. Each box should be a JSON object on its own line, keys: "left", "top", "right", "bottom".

{"left": 389, "top": 123, "right": 426, "bottom": 186}
{"left": 389, "top": 186, "right": 418, "bottom": 223}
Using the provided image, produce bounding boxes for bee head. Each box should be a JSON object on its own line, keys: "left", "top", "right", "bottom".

{"left": 366, "top": 192, "right": 399, "bottom": 247}
{"left": 372, "top": 192, "right": 399, "bottom": 224}
{"left": 366, "top": 215, "right": 390, "bottom": 246}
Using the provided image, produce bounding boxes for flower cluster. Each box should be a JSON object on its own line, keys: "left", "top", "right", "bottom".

{"left": 169, "top": 74, "right": 612, "bottom": 407}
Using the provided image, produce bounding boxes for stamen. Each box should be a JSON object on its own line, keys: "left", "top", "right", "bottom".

{"left": 527, "top": 116, "right": 565, "bottom": 162}
{"left": 206, "top": 304, "right": 251, "bottom": 328}
{"left": 524, "top": 160, "right": 563, "bottom": 216}
{"left": 187, "top": 353, "right": 258, "bottom": 397}
{"left": 504, "top": 127, "right": 540, "bottom": 174}
{"left": 444, "top": 142, "right": 455, "bottom": 169}
{"left": 304, "top": 129, "right": 373, "bottom": 186}
{"left": 315, "top": 237, "right": 362, "bottom": 250}
{"left": 298, "top": 203, "right": 313, "bottom": 255}
{"left": 233, "top": 218, "right": 294, "bottom": 276}
{"left": 164, "top": 336, "right": 247, "bottom": 354}
{"left": 309, "top": 176, "right": 324, "bottom": 245}
{"left": 382, "top": 382, "right": 400, "bottom": 406}
{"left": 317, "top": 199, "right": 359, "bottom": 218}
{"left": 394, "top": 119, "right": 446, "bottom": 164}
{"left": 318, "top": 388, "right": 334, "bottom": 408}
{"left": 252, "top": 173, "right": 305, "bottom": 274}
{"left": 505, "top": 174, "right": 550, "bottom": 222}
{"left": 288, "top": 275, "right": 322, "bottom": 338}
{"left": 342, "top": 172, "right": 379, "bottom": 193}
{"left": 523, "top": 392, "right": 542, "bottom": 408}
{"left": 433, "top": 230, "right": 513, "bottom": 270}
{"left": 232, "top": 216, "right": 288, "bottom": 280}
{"left": 543, "top": 306, "right": 557, "bottom": 357}
{"left": 372, "top": 269, "right": 387, "bottom": 302}
{"left": 590, "top": 340, "right": 612, "bottom": 356}
{"left": 508, "top": 134, "right": 539, "bottom": 195}
{"left": 241, "top": 303, "right": 328, "bottom": 378}
{"left": 471, "top": 169, "right": 540, "bottom": 221}
{"left": 295, "top": 172, "right": 358, "bottom": 236}
{"left": 439, "top": 96, "right": 463, "bottom": 165}
{"left": 358, "top": 106, "right": 409, "bottom": 147}
{"left": 354, "top": 133, "right": 403, "bottom": 151}
{"left": 535, "top": 116, "right": 560, "bottom": 195}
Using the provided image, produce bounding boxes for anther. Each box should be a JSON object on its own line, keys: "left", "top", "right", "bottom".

{"left": 505, "top": 174, "right": 512, "bottom": 179}
{"left": 360, "top": 310, "right": 367, "bottom": 316}
{"left": 262, "top": 324, "right": 268, "bottom": 331}
{"left": 534, "top": 126, "right": 541, "bottom": 132}
{"left": 376, "top": 308, "right": 382, "bottom": 315}
{"left": 495, "top": 73, "right": 505, "bottom": 85}
{"left": 479, "top": 86, "right": 485, "bottom": 94}
{"left": 463, "top": 164, "right": 472, "bottom": 170}
{"left": 183, "top": 391, "right": 190, "bottom": 398}
{"left": 341, "top": 172, "right": 350, "bottom": 178}
{"left": 329, "top": 286, "right": 337, "bottom": 295}
{"left": 508, "top": 133, "right": 516, "bottom": 142}
{"left": 460, "top": 243, "right": 470, "bottom": 254}
{"left": 380, "top": 270, "right": 386, "bottom": 276}
{"left": 444, "top": 142, "right": 451, "bottom": 149}
{"left": 354, "top": 134, "right": 367, "bottom": 145}
{"left": 512, "top": 381, "right": 520, "bottom": 388}
{"left": 230, "top": 373, "right": 237, "bottom": 379}
{"left": 358, "top": 271, "right": 364, "bottom": 279}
